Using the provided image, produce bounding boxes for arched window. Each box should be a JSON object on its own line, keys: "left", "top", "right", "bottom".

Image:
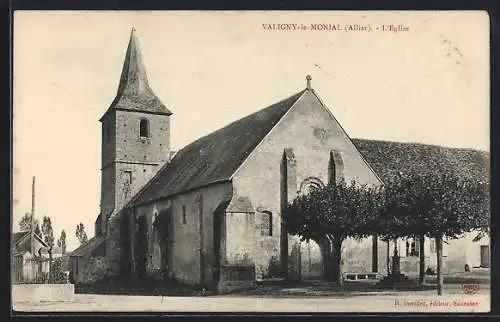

{"left": 139, "top": 119, "right": 150, "bottom": 138}
{"left": 299, "top": 177, "right": 325, "bottom": 195}
{"left": 152, "top": 212, "right": 159, "bottom": 242}
{"left": 328, "top": 150, "right": 345, "bottom": 184}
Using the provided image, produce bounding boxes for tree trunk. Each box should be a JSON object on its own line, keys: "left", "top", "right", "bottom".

{"left": 322, "top": 245, "right": 334, "bottom": 282}
{"left": 419, "top": 235, "right": 426, "bottom": 286}
{"left": 386, "top": 240, "right": 391, "bottom": 275}
{"left": 436, "top": 236, "right": 443, "bottom": 295}
{"left": 331, "top": 239, "right": 343, "bottom": 287}
{"left": 372, "top": 235, "right": 378, "bottom": 273}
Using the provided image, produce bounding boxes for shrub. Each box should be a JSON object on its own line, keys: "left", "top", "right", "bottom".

{"left": 79, "top": 256, "right": 111, "bottom": 284}
{"left": 262, "top": 256, "right": 281, "bottom": 279}
{"left": 49, "top": 258, "right": 68, "bottom": 284}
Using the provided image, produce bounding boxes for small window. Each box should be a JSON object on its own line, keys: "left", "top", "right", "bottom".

{"left": 124, "top": 171, "right": 132, "bottom": 185}
{"left": 406, "top": 238, "right": 419, "bottom": 257}
{"left": 430, "top": 239, "right": 436, "bottom": 253}
{"left": 260, "top": 211, "right": 272, "bottom": 236}
{"left": 182, "top": 206, "right": 187, "bottom": 225}
{"left": 139, "top": 119, "right": 150, "bottom": 138}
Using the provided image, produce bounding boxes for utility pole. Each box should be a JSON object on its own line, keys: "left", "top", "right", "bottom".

{"left": 31, "top": 176, "right": 35, "bottom": 257}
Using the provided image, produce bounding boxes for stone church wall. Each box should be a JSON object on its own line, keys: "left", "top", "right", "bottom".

{"left": 132, "top": 182, "right": 232, "bottom": 286}
{"left": 114, "top": 110, "right": 170, "bottom": 164}
{"left": 231, "top": 90, "right": 382, "bottom": 278}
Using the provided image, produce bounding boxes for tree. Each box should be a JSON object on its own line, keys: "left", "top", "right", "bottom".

{"left": 34, "top": 223, "right": 42, "bottom": 238}
{"left": 375, "top": 176, "right": 416, "bottom": 279}
{"left": 57, "top": 230, "right": 67, "bottom": 254}
{"left": 376, "top": 174, "right": 429, "bottom": 284}
{"left": 41, "top": 216, "right": 55, "bottom": 259}
{"left": 284, "top": 179, "right": 383, "bottom": 286}
{"left": 18, "top": 212, "right": 39, "bottom": 232}
{"left": 392, "top": 173, "right": 490, "bottom": 295}
{"left": 76, "top": 223, "right": 88, "bottom": 245}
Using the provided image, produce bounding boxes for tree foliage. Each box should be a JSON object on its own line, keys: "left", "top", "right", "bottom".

{"left": 285, "top": 179, "right": 383, "bottom": 242}
{"left": 41, "top": 216, "right": 55, "bottom": 256}
{"left": 383, "top": 173, "right": 490, "bottom": 240}
{"left": 57, "top": 230, "right": 67, "bottom": 254}
{"left": 34, "top": 224, "right": 42, "bottom": 237}
{"left": 18, "top": 212, "right": 39, "bottom": 232}
{"left": 76, "top": 223, "right": 88, "bottom": 245}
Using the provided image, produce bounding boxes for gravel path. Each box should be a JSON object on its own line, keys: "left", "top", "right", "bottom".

{"left": 13, "top": 283, "right": 490, "bottom": 313}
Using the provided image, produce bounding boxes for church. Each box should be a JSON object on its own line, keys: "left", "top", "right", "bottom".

{"left": 69, "top": 28, "right": 490, "bottom": 291}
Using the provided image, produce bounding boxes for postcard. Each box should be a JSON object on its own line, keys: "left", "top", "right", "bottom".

{"left": 12, "top": 10, "right": 490, "bottom": 313}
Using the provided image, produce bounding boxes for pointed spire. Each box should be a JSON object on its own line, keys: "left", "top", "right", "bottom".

{"left": 116, "top": 27, "right": 151, "bottom": 98}
{"left": 101, "top": 28, "right": 172, "bottom": 121}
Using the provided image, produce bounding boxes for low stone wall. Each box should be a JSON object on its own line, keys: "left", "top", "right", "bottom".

{"left": 217, "top": 264, "right": 255, "bottom": 294}
{"left": 12, "top": 284, "right": 75, "bottom": 303}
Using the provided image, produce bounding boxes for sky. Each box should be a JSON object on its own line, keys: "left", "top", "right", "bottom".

{"left": 12, "top": 11, "right": 490, "bottom": 252}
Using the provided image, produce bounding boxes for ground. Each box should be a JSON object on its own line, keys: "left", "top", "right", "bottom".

{"left": 13, "top": 273, "right": 490, "bottom": 313}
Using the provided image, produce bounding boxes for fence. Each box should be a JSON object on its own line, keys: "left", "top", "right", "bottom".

{"left": 12, "top": 256, "right": 69, "bottom": 284}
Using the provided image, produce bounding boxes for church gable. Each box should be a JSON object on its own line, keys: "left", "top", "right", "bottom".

{"left": 231, "top": 88, "right": 382, "bottom": 201}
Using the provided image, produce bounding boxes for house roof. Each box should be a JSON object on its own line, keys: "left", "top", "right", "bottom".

{"left": 12, "top": 232, "right": 28, "bottom": 245}
{"left": 69, "top": 236, "right": 106, "bottom": 257}
{"left": 352, "top": 139, "right": 490, "bottom": 183}
{"left": 128, "top": 85, "right": 489, "bottom": 208}
{"left": 12, "top": 231, "right": 48, "bottom": 249}
{"left": 100, "top": 28, "right": 172, "bottom": 121}
{"left": 131, "top": 89, "right": 307, "bottom": 206}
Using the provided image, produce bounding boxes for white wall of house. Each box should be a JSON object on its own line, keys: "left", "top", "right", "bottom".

{"left": 443, "top": 231, "right": 490, "bottom": 272}
{"left": 383, "top": 231, "right": 490, "bottom": 275}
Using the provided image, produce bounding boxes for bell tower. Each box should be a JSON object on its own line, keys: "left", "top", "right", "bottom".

{"left": 97, "top": 27, "right": 173, "bottom": 236}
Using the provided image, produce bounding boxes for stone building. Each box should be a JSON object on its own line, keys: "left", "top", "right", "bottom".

{"left": 75, "top": 28, "right": 489, "bottom": 289}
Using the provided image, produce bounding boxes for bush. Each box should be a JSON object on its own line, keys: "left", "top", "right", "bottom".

{"left": 262, "top": 256, "right": 281, "bottom": 279}
{"left": 49, "top": 258, "right": 68, "bottom": 284}
{"left": 79, "top": 256, "right": 111, "bottom": 284}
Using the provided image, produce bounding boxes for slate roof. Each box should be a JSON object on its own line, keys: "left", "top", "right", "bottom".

{"left": 69, "top": 236, "right": 106, "bottom": 257}
{"left": 100, "top": 28, "right": 172, "bottom": 121}
{"left": 131, "top": 89, "right": 307, "bottom": 206}
{"left": 130, "top": 86, "right": 490, "bottom": 208}
{"left": 352, "top": 139, "right": 490, "bottom": 183}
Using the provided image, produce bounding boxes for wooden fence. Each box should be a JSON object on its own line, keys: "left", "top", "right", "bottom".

{"left": 12, "top": 256, "right": 66, "bottom": 284}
